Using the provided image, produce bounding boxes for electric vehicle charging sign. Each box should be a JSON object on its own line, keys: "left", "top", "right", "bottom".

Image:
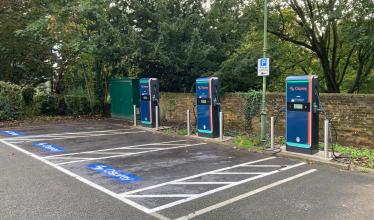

{"left": 32, "top": 142, "right": 65, "bottom": 153}
{"left": 258, "top": 58, "right": 270, "bottom": 76}
{"left": 0, "top": 130, "right": 24, "bottom": 137}
{"left": 87, "top": 163, "right": 142, "bottom": 184}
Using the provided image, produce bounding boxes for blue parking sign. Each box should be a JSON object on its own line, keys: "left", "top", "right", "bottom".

{"left": 258, "top": 58, "right": 270, "bottom": 76}
{"left": 261, "top": 58, "right": 267, "bottom": 67}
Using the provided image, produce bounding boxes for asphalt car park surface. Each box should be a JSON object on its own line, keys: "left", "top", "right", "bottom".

{"left": 0, "top": 119, "right": 373, "bottom": 220}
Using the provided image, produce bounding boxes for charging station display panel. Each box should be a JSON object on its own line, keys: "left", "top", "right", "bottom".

{"left": 286, "top": 76, "right": 312, "bottom": 149}
{"left": 196, "top": 79, "right": 212, "bottom": 134}
{"left": 140, "top": 80, "right": 151, "bottom": 125}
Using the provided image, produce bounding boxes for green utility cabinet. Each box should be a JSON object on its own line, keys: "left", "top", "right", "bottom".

{"left": 110, "top": 78, "right": 140, "bottom": 120}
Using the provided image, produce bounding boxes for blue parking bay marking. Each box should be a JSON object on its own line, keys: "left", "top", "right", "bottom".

{"left": 0, "top": 130, "right": 24, "bottom": 137}
{"left": 32, "top": 142, "right": 65, "bottom": 153}
{"left": 87, "top": 163, "right": 142, "bottom": 184}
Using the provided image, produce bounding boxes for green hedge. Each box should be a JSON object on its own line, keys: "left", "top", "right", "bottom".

{"left": 64, "top": 95, "right": 91, "bottom": 116}
{"left": 36, "top": 94, "right": 59, "bottom": 115}
{"left": 0, "top": 81, "right": 23, "bottom": 120}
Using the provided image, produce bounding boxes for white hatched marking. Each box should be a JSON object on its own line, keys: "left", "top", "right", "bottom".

{"left": 120, "top": 157, "right": 276, "bottom": 196}
{"left": 175, "top": 169, "right": 317, "bottom": 220}
{"left": 148, "top": 162, "right": 306, "bottom": 213}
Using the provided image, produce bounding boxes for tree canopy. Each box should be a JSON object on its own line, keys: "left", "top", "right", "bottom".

{"left": 1, "top": 0, "right": 373, "bottom": 112}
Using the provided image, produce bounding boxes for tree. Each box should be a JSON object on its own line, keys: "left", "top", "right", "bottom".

{"left": 269, "top": 0, "right": 374, "bottom": 93}
{"left": 0, "top": 0, "right": 54, "bottom": 86}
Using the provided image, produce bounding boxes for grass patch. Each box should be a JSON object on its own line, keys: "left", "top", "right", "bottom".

{"left": 233, "top": 135, "right": 263, "bottom": 151}
{"left": 163, "top": 128, "right": 188, "bottom": 136}
{"left": 333, "top": 144, "right": 374, "bottom": 169}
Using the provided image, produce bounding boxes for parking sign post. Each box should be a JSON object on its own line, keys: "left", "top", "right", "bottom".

{"left": 260, "top": 0, "right": 269, "bottom": 143}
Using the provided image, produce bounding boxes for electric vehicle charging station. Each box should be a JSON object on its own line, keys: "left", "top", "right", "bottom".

{"left": 286, "top": 75, "right": 320, "bottom": 154}
{"left": 139, "top": 78, "right": 160, "bottom": 128}
{"left": 196, "top": 77, "right": 220, "bottom": 138}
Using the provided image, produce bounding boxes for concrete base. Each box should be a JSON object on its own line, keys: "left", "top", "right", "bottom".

{"left": 280, "top": 145, "right": 332, "bottom": 160}
{"left": 189, "top": 134, "right": 233, "bottom": 143}
{"left": 277, "top": 145, "right": 356, "bottom": 171}
{"left": 135, "top": 126, "right": 171, "bottom": 132}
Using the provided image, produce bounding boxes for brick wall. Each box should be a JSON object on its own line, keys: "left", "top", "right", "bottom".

{"left": 159, "top": 92, "right": 374, "bottom": 149}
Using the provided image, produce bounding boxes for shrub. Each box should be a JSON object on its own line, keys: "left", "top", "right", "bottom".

{"left": 64, "top": 95, "right": 91, "bottom": 116}
{"left": 0, "top": 81, "right": 23, "bottom": 120}
{"left": 237, "top": 91, "right": 262, "bottom": 130}
{"left": 22, "top": 86, "right": 36, "bottom": 105}
{"left": 35, "top": 94, "right": 59, "bottom": 115}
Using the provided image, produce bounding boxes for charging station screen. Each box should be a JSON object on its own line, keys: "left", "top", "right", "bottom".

{"left": 293, "top": 104, "right": 303, "bottom": 110}
{"left": 197, "top": 98, "right": 211, "bottom": 105}
{"left": 141, "top": 95, "right": 150, "bottom": 101}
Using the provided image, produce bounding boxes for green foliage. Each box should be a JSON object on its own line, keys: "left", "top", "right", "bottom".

{"left": 36, "top": 94, "right": 59, "bottom": 116}
{"left": 233, "top": 135, "right": 262, "bottom": 151}
{"left": 0, "top": 81, "right": 23, "bottom": 120}
{"left": 22, "top": 86, "right": 36, "bottom": 105}
{"left": 238, "top": 91, "right": 262, "bottom": 130}
{"left": 334, "top": 144, "right": 374, "bottom": 169}
{"left": 269, "top": 0, "right": 374, "bottom": 93}
{"left": 64, "top": 95, "right": 91, "bottom": 116}
{"left": 163, "top": 128, "right": 188, "bottom": 136}
{"left": 0, "top": 0, "right": 372, "bottom": 123}
{"left": 0, "top": 0, "right": 53, "bottom": 85}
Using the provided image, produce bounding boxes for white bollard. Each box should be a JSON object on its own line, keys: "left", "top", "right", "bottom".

{"left": 219, "top": 112, "right": 223, "bottom": 142}
{"left": 270, "top": 116, "right": 275, "bottom": 150}
{"left": 187, "top": 109, "right": 191, "bottom": 136}
{"left": 324, "top": 119, "right": 329, "bottom": 160}
{"left": 155, "top": 105, "right": 159, "bottom": 130}
{"left": 133, "top": 105, "right": 137, "bottom": 127}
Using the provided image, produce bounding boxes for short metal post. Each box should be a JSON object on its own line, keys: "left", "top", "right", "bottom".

{"left": 324, "top": 119, "right": 329, "bottom": 160}
{"left": 187, "top": 109, "right": 191, "bottom": 136}
{"left": 270, "top": 116, "right": 274, "bottom": 150}
{"left": 133, "top": 105, "right": 137, "bottom": 126}
{"left": 219, "top": 112, "right": 223, "bottom": 142}
{"left": 155, "top": 105, "right": 159, "bottom": 130}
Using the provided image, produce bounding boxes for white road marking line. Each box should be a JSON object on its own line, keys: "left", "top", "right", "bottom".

{"left": 150, "top": 212, "right": 171, "bottom": 220}
{"left": 213, "top": 172, "right": 267, "bottom": 175}
{"left": 47, "top": 156, "right": 97, "bottom": 160}
{"left": 56, "top": 143, "right": 207, "bottom": 165}
{"left": 240, "top": 164, "right": 284, "bottom": 167}
{"left": 45, "top": 147, "right": 165, "bottom": 158}
{"left": 171, "top": 182, "right": 235, "bottom": 185}
{"left": 119, "top": 157, "right": 276, "bottom": 196}
{"left": 0, "top": 139, "right": 154, "bottom": 215}
{"left": 148, "top": 162, "right": 306, "bottom": 213}
{"left": 4, "top": 128, "right": 135, "bottom": 140}
{"left": 174, "top": 169, "right": 317, "bottom": 220}
{"left": 124, "top": 194, "right": 197, "bottom": 198}
{"left": 42, "top": 140, "right": 189, "bottom": 158}
{"left": 82, "top": 149, "right": 164, "bottom": 154}
{"left": 10, "top": 131, "right": 145, "bottom": 143}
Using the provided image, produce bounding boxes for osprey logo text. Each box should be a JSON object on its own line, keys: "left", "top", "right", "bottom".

{"left": 197, "top": 86, "right": 209, "bottom": 90}
{"left": 289, "top": 86, "right": 307, "bottom": 92}
{"left": 0, "top": 130, "right": 24, "bottom": 137}
{"left": 32, "top": 142, "right": 65, "bottom": 153}
{"left": 87, "top": 164, "right": 142, "bottom": 184}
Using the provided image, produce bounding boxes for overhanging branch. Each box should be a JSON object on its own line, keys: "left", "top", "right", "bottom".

{"left": 268, "top": 30, "right": 314, "bottom": 51}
